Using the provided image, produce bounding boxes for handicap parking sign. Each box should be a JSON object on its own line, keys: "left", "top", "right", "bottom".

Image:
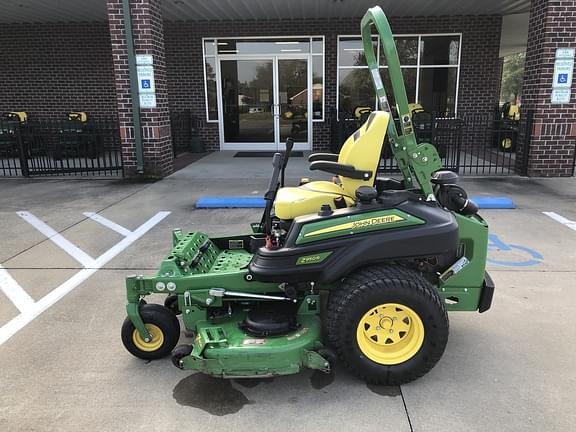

{"left": 141, "top": 79, "right": 151, "bottom": 89}
{"left": 558, "top": 73, "right": 568, "bottom": 84}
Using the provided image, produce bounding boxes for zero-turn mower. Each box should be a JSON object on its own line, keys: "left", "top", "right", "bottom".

{"left": 121, "top": 6, "right": 494, "bottom": 385}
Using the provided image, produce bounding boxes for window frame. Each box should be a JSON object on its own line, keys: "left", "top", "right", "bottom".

{"left": 336, "top": 33, "right": 462, "bottom": 118}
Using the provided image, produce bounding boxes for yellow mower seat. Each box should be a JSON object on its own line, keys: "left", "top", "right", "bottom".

{"left": 275, "top": 111, "right": 390, "bottom": 220}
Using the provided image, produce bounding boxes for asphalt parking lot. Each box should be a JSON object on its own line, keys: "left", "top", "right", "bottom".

{"left": 1, "top": 152, "right": 576, "bottom": 431}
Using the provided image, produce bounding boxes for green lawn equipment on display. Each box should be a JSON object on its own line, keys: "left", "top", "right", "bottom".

{"left": 121, "top": 6, "right": 494, "bottom": 385}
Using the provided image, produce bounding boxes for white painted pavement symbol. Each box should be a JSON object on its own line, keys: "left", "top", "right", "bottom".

{"left": 17, "top": 211, "right": 96, "bottom": 268}
{"left": 0, "top": 265, "right": 35, "bottom": 313}
{"left": 0, "top": 211, "right": 170, "bottom": 346}
{"left": 83, "top": 212, "right": 132, "bottom": 237}
{"left": 543, "top": 211, "right": 576, "bottom": 232}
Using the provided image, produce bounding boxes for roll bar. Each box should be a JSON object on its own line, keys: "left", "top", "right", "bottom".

{"left": 361, "top": 7, "right": 442, "bottom": 199}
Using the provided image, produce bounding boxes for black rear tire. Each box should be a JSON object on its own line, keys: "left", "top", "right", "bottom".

{"left": 121, "top": 304, "right": 180, "bottom": 360}
{"left": 326, "top": 265, "right": 449, "bottom": 385}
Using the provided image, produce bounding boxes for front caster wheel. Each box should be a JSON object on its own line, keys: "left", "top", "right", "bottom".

{"left": 172, "top": 344, "right": 193, "bottom": 369}
{"left": 327, "top": 265, "right": 449, "bottom": 385}
{"left": 121, "top": 304, "right": 180, "bottom": 360}
{"left": 164, "top": 294, "right": 181, "bottom": 315}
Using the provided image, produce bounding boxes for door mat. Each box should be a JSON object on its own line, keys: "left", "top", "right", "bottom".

{"left": 234, "top": 151, "right": 304, "bottom": 158}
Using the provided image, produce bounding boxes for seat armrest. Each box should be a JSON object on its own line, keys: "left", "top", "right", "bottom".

{"left": 309, "top": 160, "right": 372, "bottom": 180}
{"left": 308, "top": 152, "right": 338, "bottom": 163}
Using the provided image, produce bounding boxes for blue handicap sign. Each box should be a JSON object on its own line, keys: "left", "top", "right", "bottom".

{"left": 558, "top": 73, "right": 568, "bottom": 84}
{"left": 141, "top": 79, "right": 151, "bottom": 89}
{"left": 487, "top": 234, "right": 543, "bottom": 267}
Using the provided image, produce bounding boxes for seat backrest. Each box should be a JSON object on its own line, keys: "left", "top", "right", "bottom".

{"left": 337, "top": 111, "right": 390, "bottom": 197}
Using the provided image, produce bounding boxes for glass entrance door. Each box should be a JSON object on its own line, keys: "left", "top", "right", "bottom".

{"left": 220, "top": 59, "right": 275, "bottom": 146}
{"left": 277, "top": 58, "right": 309, "bottom": 149}
{"left": 219, "top": 57, "right": 311, "bottom": 151}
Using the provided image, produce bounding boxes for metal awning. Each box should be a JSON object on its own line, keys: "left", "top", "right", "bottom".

{"left": 1, "top": 0, "right": 530, "bottom": 24}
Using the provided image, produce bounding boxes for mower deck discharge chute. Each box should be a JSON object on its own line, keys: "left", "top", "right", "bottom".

{"left": 121, "top": 6, "right": 494, "bottom": 385}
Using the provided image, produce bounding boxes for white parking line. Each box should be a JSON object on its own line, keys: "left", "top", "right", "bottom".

{"left": 17, "top": 211, "right": 96, "bottom": 268}
{"left": 83, "top": 212, "right": 132, "bottom": 237}
{"left": 543, "top": 211, "right": 576, "bottom": 231}
{"left": 0, "top": 265, "right": 35, "bottom": 313}
{"left": 0, "top": 211, "right": 171, "bottom": 346}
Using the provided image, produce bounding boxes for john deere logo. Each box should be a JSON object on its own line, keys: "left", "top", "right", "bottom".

{"left": 296, "top": 251, "right": 332, "bottom": 265}
{"left": 304, "top": 214, "right": 404, "bottom": 237}
{"left": 351, "top": 215, "right": 403, "bottom": 229}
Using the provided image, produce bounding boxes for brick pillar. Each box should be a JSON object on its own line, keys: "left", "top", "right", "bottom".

{"left": 521, "top": 0, "right": 576, "bottom": 176}
{"left": 107, "top": 0, "right": 173, "bottom": 177}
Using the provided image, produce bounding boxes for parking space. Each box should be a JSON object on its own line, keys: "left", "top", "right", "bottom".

{"left": 1, "top": 159, "right": 575, "bottom": 431}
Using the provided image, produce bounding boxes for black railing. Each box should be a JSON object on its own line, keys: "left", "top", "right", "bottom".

{"left": 330, "top": 110, "right": 534, "bottom": 176}
{"left": 0, "top": 118, "right": 122, "bottom": 177}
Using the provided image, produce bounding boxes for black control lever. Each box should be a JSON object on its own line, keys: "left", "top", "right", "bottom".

{"left": 281, "top": 137, "right": 294, "bottom": 187}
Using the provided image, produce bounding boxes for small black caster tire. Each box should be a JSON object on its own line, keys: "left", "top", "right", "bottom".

{"left": 172, "top": 344, "right": 193, "bottom": 369}
{"left": 164, "top": 294, "right": 181, "bottom": 315}
{"left": 121, "top": 304, "right": 180, "bottom": 360}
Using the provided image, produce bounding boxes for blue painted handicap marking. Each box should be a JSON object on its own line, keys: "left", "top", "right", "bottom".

{"left": 558, "top": 73, "right": 568, "bottom": 84}
{"left": 141, "top": 79, "right": 151, "bottom": 89}
{"left": 487, "top": 234, "right": 543, "bottom": 267}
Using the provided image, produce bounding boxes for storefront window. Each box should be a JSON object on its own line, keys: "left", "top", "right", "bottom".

{"left": 379, "top": 37, "right": 418, "bottom": 65}
{"left": 337, "top": 34, "right": 461, "bottom": 117}
{"left": 338, "top": 37, "right": 378, "bottom": 67}
{"left": 418, "top": 68, "right": 458, "bottom": 116}
{"left": 379, "top": 68, "right": 417, "bottom": 112}
{"left": 204, "top": 57, "right": 218, "bottom": 121}
{"left": 216, "top": 38, "right": 311, "bottom": 55}
{"left": 420, "top": 36, "right": 460, "bottom": 65}
{"left": 338, "top": 69, "right": 374, "bottom": 117}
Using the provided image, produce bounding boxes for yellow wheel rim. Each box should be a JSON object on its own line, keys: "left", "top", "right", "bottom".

{"left": 132, "top": 324, "right": 164, "bottom": 352}
{"left": 501, "top": 138, "right": 512, "bottom": 149}
{"left": 356, "top": 303, "right": 425, "bottom": 365}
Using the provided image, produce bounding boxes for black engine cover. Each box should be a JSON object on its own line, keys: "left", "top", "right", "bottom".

{"left": 249, "top": 198, "right": 460, "bottom": 284}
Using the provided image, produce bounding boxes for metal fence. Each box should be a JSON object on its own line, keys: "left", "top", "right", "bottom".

{"left": 330, "top": 109, "right": 534, "bottom": 176}
{"left": 0, "top": 118, "right": 122, "bottom": 177}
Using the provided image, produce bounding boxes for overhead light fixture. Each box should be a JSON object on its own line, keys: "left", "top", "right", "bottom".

{"left": 219, "top": 50, "right": 238, "bottom": 53}
{"left": 275, "top": 41, "right": 300, "bottom": 45}
{"left": 217, "top": 42, "right": 229, "bottom": 45}
{"left": 281, "top": 49, "right": 302, "bottom": 52}
{"left": 343, "top": 48, "right": 363, "bottom": 51}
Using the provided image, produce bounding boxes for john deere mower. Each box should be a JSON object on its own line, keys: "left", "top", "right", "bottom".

{"left": 121, "top": 6, "right": 494, "bottom": 385}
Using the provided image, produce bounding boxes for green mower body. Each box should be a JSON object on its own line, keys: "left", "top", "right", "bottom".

{"left": 121, "top": 6, "right": 493, "bottom": 384}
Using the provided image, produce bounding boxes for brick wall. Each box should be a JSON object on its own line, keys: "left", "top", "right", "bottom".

{"left": 0, "top": 22, "right": 115, "bottom": 119}
{"left": 164, "top": 15, "right": 502, "bottom": 151}
{"left": 0, "top": 13, "right": 504, "bottom": 160}
{"left": 521, "top": 0, "right": 576, "bottom": 176}
{"left": 108, "top": 0, "right": 173, "bottom": 177}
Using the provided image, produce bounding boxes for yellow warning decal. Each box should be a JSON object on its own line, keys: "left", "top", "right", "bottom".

{"left": 304, "top": 214, "right": 404, "bottom": 237}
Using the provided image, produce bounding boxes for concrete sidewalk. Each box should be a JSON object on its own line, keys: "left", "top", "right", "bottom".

{"left": 1, "top": 157, "right": 575, "bottom": 431}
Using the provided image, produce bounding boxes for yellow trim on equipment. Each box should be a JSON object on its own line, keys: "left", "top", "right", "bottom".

{"left": 68, "top": 112, "right": 88, "bottom": 122}
{"left": 356, "top": 303, "right": 424, "bottom": 365}
{"left": 8, "top": 112, "right": 27, "bottom": 122}
{"left": 501, "top": 138, "right": 513, "bottom": 150}
{"left": 132, "top": 324, "right": 164, "bottom": 352}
